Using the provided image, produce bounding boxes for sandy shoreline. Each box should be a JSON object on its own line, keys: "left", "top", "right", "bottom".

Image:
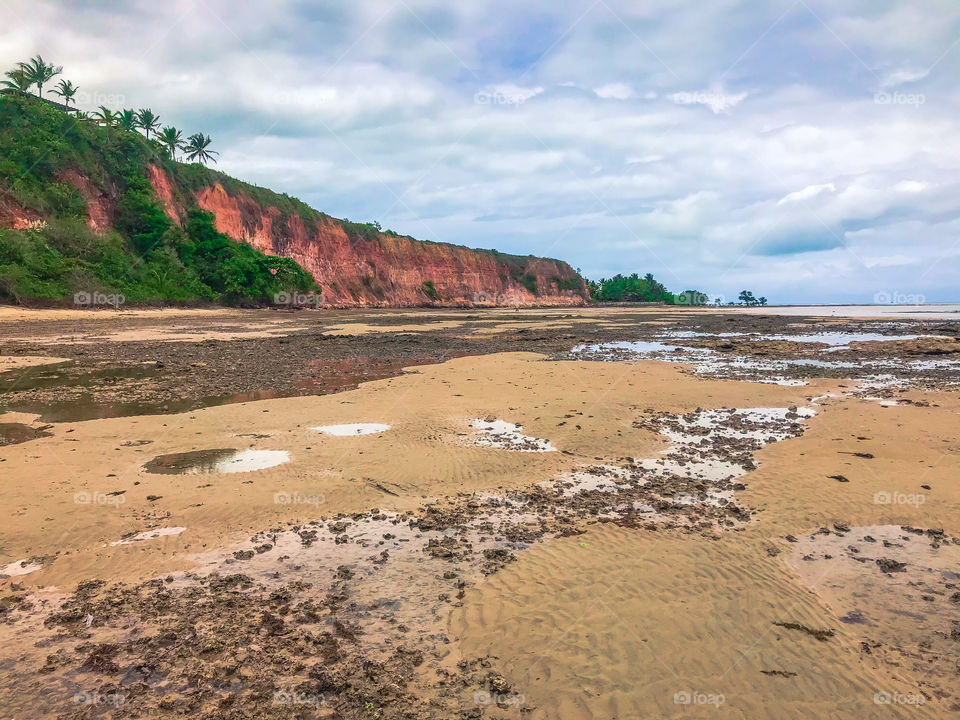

{"left": 0, "top": 306, "right": 957, "bottom": 718}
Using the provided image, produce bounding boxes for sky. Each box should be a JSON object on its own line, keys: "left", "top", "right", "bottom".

{"left": 3, "top": 0, "right": 959, "bottom": 303}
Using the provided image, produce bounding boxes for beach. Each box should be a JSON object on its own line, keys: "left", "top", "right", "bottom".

{"left": 0, "top": 305, "right": 957, "bottom": 719}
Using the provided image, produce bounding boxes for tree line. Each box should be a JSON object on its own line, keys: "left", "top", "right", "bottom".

{"left": 586, "top": 272, "right": 768, "bottom": 306}
{"left": 2, "top": 55, "right": 218, "bottom": 164}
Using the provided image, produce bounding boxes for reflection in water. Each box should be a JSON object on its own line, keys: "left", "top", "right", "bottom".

{"left": 1, "top": 389, "right": 287, "bottom": 423}
{"left": 0, "top": 422, "right": 52, "bottom": 446}
{"left": 143, "top": 448, "right": 290, "bottom": 475}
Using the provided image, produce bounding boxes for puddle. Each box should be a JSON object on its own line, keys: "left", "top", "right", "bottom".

{"left": 213, "top": 449, "right": 290, "bottom": 473}
{"left": 0, "top": 422, "right": 52, "bottom": 446}
{"left": 573, "top": 337, "right": 960, "bottom": 389}
{"left": 144, "top": 448, "right": 290, "bottom": 474}
{"left": 312, "top": 423, "right": 391, "bottom": 436}
{"left": 1, "top": 389, "right": 290, "bottom": 424}
{"left": 0, "top": 363, "right": 155, "bottom": 393}
{"left": 662, "top": 330, "right": 932, "bottom": 348}
{"left": 471, "top": 419, "right": 556, "bottom": 452}
{"left": 0, "top": 559, "right": 42, "bottom": 577}
{"left": 111, "top": 527, "right": 187, "bottom": 546}
{"left": 760, "top": 332, "right": 926, "bottom": 348}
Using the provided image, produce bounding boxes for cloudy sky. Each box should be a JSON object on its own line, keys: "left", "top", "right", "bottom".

{"left": 4, "top": 0, "right": 960, "bottom": 303}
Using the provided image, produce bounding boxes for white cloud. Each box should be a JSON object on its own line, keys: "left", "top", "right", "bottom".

{"left": 594, "top": 83, "right": 635, "bottom": 100}
{"left": 777, "top": 183, "right": 837, "bottom": 206}
{"left": 2, "top": 0, "right": 959, "bottom": 302}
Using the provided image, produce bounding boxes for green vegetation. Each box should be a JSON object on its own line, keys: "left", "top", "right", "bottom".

{"left": 184, "top": 133, "right": 218, "bottom": 164}
{"left": 586, "top": 273, "right": 714, "bottom": 305}
{"left": 13, "top": 55, "right": 62, "bottom": 100}
{"left": 737, "top": 290, "right": 767, "bottom": 306}
{"left": 0, "top": 83, "right": 315, "bottom": 305}
{"left": 421, "top": 280, "right": 439, "bottom": 300}
{"left": 52, "top": 79, "right": 78, "bottom": 108}
{"left": 587, "top": 273, "right": 674, "bottom": 303}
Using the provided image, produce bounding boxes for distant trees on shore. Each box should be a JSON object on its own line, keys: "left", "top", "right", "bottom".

{"left": 738, "top": 290, "right": 767, "bottom": 306}
{"left": 586, "top": 273, "right": 768, "bottom": 306}
{"left": 2, "top": 54, "right": 218, "bottom": 165}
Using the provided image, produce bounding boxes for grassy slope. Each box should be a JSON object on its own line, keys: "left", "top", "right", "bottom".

{"left": 0, "top": 94, "right": 316, "bottom": 304}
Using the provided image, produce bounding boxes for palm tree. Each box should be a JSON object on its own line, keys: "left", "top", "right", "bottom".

{"left": 52, "top": 79, "right": 79, "bottom": 108}
{"left": 19, "top": 55, "right": 62, "bottom": 98}
{"left": 93, "top": 105, "right": 117, "bottom": 126}
{"left": 184, "top": 133, "right": 219, "bottom": 164}
{"left": 136, "top": 108, "right": 160, "bottom": 139}
{"left": 117, "top": 109, "right": 138, "bottom": 132}
{"left": 158, "top": 126, "right": 183, "bottom": 160}
{"left": 1, "top": 68, "right": 32, "bottom": 94}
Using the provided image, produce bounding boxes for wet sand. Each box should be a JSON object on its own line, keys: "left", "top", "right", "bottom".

{"left": 0, "top": 306, "right": 957, "bottom": 718}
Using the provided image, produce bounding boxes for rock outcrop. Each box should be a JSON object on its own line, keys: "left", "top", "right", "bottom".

{"left": 147, "top": 165, "right": 586, "bottom": 307}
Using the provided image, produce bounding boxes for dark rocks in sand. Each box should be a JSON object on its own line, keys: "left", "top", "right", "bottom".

{"left": 839, "top": 610, "right": 869, "bottom": 625}
{"left": 772, "top": 622, "right": 835, "bottom": 641}
{"left": 876, "top": 558, "right": 908, "bottom": 573}
{"left": 487, "top": 671, "right": 510, "bottom": 692}
{"left": 328, "top": 520, "right": 350, "bottom": 533}
{"left": 298, "top": 529, "right": 318, "bottom": 546}
{"left": 828, "top": 474, "right": 849, "bottom": 482}
{"left": 80, "top": 643, "right": 121, "bottom": 673}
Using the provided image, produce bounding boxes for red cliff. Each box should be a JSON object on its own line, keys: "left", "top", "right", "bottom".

{"left": 149, "top": 166, "right": 586, "bottom": 307}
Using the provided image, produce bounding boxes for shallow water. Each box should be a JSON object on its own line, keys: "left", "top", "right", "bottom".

{"left": 0, "top": 422, "right": 51, "bottom": 446}
{"left": 739, "top": 304, "right": 960, "bottom": 319}
{"left": 111, "top": 527, "right": 187, "bottom": 546}
{"left": 143, "top": 448, "right": 290, "bottom": 474}
{"left": 0, "top": 559, "right": 42, "bottom": 577}
{"left": 472, "top": 418, "right": 556, "bottom": 452}
{"left": 312, "top": 423, "right": 391, "bottom": 436}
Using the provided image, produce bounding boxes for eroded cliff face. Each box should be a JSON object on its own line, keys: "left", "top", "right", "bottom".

{"left": 152, "top": 166, "right": 586, "bottom": 307}
{"left": 1, "top": 170, "right": 116, "bottom": 234}
{"left": 0, "top": 191, "right": 42, "bottom": 230}
{"left": 58, "top": 169, "right": 114, "bottom": 233}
